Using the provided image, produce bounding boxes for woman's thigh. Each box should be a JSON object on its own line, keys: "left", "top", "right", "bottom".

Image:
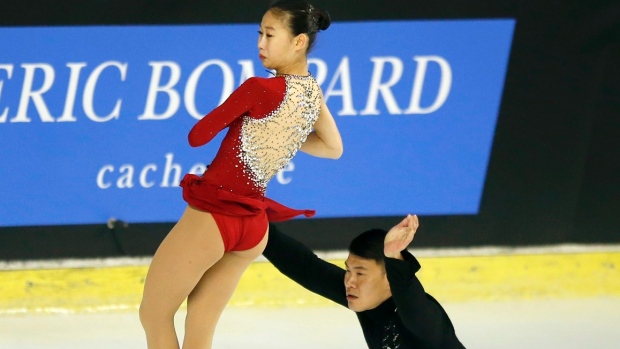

{"left": 141, "top": 206, "right": 226, "bottom": 317}
{"left": 182, "top": 227, "right": 269, "bottom": 347}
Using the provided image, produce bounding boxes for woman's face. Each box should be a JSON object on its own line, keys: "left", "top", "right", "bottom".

{"left": 258, "top": 10, "right": 304, "bottom": 71}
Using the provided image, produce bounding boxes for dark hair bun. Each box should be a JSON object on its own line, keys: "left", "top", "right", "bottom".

{"left": 268, "top": 1, "right": 330, "bottom": 52}
{"left": 315, "top": 9, "right": 331, "bottom": 31}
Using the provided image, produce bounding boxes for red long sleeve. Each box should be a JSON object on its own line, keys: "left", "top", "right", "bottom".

{"left": 188, "top": 77, "right": 259, "bottom": 147}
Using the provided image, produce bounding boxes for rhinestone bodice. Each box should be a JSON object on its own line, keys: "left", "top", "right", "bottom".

{"left": 240, "top": 75, "right": 320, "bottom": 189}
{"left": 187, "top": 74, "right": 321, "bottom": 196}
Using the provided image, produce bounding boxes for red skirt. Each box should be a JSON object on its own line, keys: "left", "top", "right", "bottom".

{"left": 179, "top": 173, "right": 315, "bottom": 222}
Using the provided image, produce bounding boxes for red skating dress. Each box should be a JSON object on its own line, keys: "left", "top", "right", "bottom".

{"left": 180, "top": 74, "right": 320, "bottom": 251}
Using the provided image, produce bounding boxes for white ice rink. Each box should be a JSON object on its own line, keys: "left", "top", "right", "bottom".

{"left": 1, "top": 297, "right": 619, "bottom": 349}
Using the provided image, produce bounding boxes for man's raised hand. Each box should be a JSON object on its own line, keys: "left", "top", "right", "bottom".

{"left": 384, "top": 214, "right": 419, "bottom": 259}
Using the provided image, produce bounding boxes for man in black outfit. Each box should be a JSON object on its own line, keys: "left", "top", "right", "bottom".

{"left": 263, "top": 215, "right": 466, "bottom": 349}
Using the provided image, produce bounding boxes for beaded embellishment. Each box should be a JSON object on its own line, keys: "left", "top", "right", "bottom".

{"left": 239, "top": 75, "right": 320, "bottom": 189}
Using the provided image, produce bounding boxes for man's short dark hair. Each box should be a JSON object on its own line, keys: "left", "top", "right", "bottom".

{"left": 348, "top": 229, "right": 388, "bottom": 265}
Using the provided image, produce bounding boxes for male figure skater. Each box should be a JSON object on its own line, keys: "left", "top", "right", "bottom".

{"left": 263, "top": 215, "right": 466, "bottom": 349}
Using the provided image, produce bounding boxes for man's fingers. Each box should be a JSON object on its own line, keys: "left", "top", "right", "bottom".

{"left": 398, "top": 215, "right": 410, "bottom": 227}
{"left": 405, "top": 216, "right": 415, "bottom": 231}
{"left": 411, "top": 215, "right": 419, "bottom": 230}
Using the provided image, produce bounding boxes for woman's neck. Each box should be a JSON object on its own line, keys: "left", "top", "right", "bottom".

{"left": 275, "top": 61, "right": 309, "bottom": 76}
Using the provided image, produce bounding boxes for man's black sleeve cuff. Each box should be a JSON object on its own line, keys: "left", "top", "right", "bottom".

{"left": 384, "top": 250, "right": 421, "bottom": 287}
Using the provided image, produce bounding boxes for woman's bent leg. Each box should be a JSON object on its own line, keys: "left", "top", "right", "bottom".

{"left": 181, "top": 227, "right": 269, "bottom": 349}
{"left": 139, "top": 206, "right": 225, "bottom": 349}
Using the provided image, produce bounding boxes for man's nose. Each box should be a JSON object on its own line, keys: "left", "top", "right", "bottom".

{"left": 344, "top": 274, "right": 356, "bottom": 288}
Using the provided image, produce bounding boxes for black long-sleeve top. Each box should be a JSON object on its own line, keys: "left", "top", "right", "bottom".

{"left": 263, "top": 225, "right": 466, "bottom": 349}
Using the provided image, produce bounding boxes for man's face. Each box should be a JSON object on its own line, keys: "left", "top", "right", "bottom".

{"left": 344, "top": 254, "right": 392, "bottom": 312}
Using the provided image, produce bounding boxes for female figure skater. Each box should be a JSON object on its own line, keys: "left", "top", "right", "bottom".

{"left": 139, "top": 1, "right": 341, "bottom": 348}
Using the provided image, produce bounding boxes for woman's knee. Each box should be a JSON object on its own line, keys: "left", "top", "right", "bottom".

{"left": 139, "top": 300, "right": 154, "bottom": 327}
{"left": 139, "top": 304, "right": 150, "bottom": 330}
{"left": 139, "top": 298, "right": 173, "bottom": 329}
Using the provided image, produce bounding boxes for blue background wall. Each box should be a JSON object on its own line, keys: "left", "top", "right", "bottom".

{"left": 0, "top": 0, "right": 618, "bottom": 258}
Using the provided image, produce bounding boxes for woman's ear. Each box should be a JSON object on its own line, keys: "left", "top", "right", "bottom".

{"left": 294, "top": 33, "right": 309, "bottom": 51}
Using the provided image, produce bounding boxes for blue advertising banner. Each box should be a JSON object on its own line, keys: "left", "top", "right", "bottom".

{"left": 0, "top": 20, "right": 514, "bottom": 226}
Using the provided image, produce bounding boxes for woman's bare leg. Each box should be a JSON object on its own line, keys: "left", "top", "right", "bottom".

{"left": 181, "top": 227, "right": 269, "bottom": 349}
{"left": 139, "top": 206, "right": 225, "bottom": 349}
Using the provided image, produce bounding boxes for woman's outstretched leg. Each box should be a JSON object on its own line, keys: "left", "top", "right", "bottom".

{"left": 181, "top": 227, "right": 269, "bottom": 349}
{"left": 139, "top": 206, "right": 225, "bottom": 349}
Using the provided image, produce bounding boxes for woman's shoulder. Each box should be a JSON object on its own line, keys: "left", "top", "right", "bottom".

{"left": 239, "top": 76, "right": 286, "bottom": 96}
{"left": 242, "top": 75, "right": 285, "bottom": 86}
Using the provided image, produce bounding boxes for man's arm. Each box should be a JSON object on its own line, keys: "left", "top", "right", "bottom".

{"left": 386, "top": 253, "right": 463, "bottom": 348}
{"left": 263, "top": 224, "right": 348, "bottom": 307}
{"left": 384, "top": 215, "right": 464, "bottom": 348}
